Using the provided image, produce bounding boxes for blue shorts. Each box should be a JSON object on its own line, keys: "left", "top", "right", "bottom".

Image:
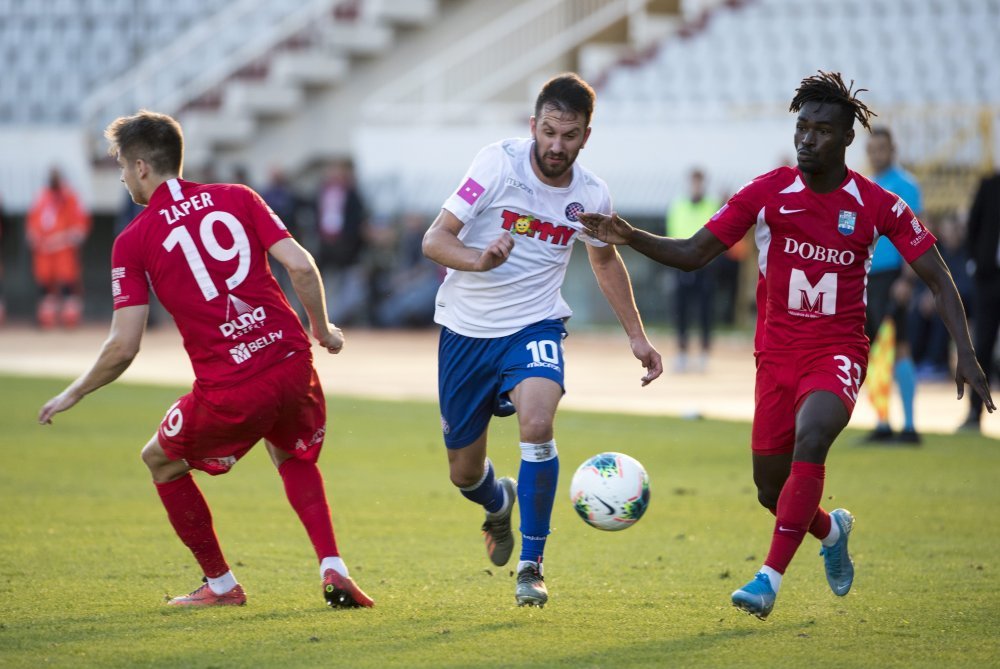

{"left": 438, "top": 319, "right": 567, "bottom": 449}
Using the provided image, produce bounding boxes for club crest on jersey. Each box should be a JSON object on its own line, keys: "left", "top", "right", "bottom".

{"left": 837, "top": 210, "right": 857, "bottom": 236}
{"left": 564, "top": 202, "right": 584, "bottom": 222}
{"left": 500, "top": 209, "right": 574, "bottom": 246}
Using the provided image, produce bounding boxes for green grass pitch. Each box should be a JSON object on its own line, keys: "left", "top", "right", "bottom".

{"left": 1, "top": 374, "right": 998, "bottom": 668}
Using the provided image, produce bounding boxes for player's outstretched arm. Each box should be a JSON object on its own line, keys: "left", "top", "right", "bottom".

{"left": 585, "top": 243, "right": 663, "bottom": 386}
{"left": 579, "top": 212, "right": 727, "bottom": 271}
{"left": 38, "top": 305, "right": 148, "bottom": 424}
{"left": 422, "top": 208, "right": 514, "bottom": 272}
{"left": 910, "top": 247, "right": 995, "bottom": 412}
{"left": 268, "top": 238, "right": 343, "bottom": 354}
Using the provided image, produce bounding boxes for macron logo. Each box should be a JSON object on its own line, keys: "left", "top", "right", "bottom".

{"left": 779, "top": 205, "right": 806, "bottom": 214}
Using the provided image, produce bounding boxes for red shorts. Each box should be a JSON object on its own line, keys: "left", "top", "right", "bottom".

{"left": 751, "top": 346, "right": 867, "bottom": 455}
{"left": 158, "top": 351, "right": 326, "bottom": 475}
{"left": 33, "top": 249, "right": 82, "bottom": 286}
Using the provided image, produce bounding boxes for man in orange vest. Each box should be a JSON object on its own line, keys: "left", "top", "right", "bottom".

{"left": 27, "top": 168, "right": 91, "bottom": 327}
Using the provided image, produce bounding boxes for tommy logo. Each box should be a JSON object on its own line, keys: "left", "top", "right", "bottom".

{"left": 457, "top": 178, "right": 485, "bottom": 205}
{"left": 500, "top": 209, "right": 574, "bottom": 246}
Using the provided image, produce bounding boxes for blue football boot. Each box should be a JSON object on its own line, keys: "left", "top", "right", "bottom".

{"left": 731, "top": 572, "right": 776, "bottom": 620}
{"left": 820, "top": 508, "right": 855, "bottom": 596}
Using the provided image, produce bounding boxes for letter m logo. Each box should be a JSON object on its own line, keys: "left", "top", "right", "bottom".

{"left": 788, "top": 268, "right": 837, "bottom": 315}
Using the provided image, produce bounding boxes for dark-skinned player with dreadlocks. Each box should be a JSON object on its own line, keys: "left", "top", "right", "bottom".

{"left": 580, "top": 71, "right": 994, "bottom": 620}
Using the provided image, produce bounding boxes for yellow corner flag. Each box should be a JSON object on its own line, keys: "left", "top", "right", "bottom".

{"left": 866, "top": 317, "right": 896, "bottom": 422}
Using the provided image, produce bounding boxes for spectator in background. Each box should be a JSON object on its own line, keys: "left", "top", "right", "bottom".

{"left": 863, "top": 127, "right": 923, "bottom": 444}
{"left": 0, "top": 193, "right": 6, "bottom": 325}
{"left": 715, "top": 185, "right": 749, "bottom": 327}
{"left": 261, "top": 166, "right": 299, "bottom": 234}
{"left": 27, "top": 167, "right": 91, "bottom": 328}
{"left": 667, "top": 168, "right": 720, "bottom": 372}
{"left": 959, "top": 171, "right": 1000, "bottom": 433}
{"left": 315, "top": 159, "right": 367, "bottom": 324}
{"left": 908, "top": 213, "right": 972, "bottom": 381}
{"left": 373, "top": 212, "right": 442, "bottom": 328}
{"left": 232, "top": 165, "right": 252, "bottom": 187}
{"left": 115, "top": 189, "right": 145, "bottom": 236}
{"left": 261, "top": 166, "right": 304, "bottom": 315}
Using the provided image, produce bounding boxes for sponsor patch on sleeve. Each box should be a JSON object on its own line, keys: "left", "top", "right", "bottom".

{"left": 457, "top": 178, "right": 485, "bottom": 205}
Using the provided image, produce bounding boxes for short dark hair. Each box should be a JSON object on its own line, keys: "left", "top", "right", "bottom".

{"left": 104, "top": 110, "right": 184, "bottom": 175}
{"left": 534, "top": 73, "right": 596, "bottom": 126}
{"left": 869, "top": 126, "right": 893, "bottom": 144}
{"left": 789, "top": 71, "right": 876, "bottom": 132}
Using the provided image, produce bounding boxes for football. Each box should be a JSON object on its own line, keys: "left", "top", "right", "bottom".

{"left": 569, "top": 452, "right": 650, "bottom": 531}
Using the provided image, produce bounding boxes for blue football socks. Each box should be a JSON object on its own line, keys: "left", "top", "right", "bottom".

{"left": 894, "top": 358, "right": 917, "bottom": 431}
{"left": 517, "top": 440, "right": 559, "bottom": 563}
{"left": 460, "top": 457, "right": 505, "bottom": 513}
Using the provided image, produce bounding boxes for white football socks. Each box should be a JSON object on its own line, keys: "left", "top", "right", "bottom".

{"left": 207, "top": 570, "right": 238, "bottom": 595}
{"left": 517, "top": 560, "right": 542, "bottom": 574}
{"left": 821, "top": 518, "right": 841, "bottom": 547}
{"left": 760, "top": 566, "right": 782, "bottom": 593}
{"left": 320, "top": 556, "right": 349, "bottom": 578}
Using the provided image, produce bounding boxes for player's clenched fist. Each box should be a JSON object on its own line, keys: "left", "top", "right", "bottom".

{"left": 578, "top": 212, "right": 635, "bottom": 245}
{"left": 473, "top": 233, "right": 515, "bottom": 272}
{"left": 316, "top": 324, "right": 345, "bottom": 354}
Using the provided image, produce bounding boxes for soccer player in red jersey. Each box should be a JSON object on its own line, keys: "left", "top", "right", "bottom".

{"left": 581, "top": 72, "right": 995, "bottom": 620}
{"left": 38, "top": 110, "right": 374, "bottom": 610}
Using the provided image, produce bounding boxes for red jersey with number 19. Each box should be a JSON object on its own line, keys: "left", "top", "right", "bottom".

{"left": 112, "top": 178, "right": 310, "bottom": 389}
{"left": 705, "top": 166, "right": 936, "bottom": 353}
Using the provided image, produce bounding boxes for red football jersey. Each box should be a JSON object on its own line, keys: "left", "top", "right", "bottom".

{"left": 112, "top": 178, "right": 311, "bottom": 388}
{"left": 705, "top": 166, "right": 936, "bottom": 353}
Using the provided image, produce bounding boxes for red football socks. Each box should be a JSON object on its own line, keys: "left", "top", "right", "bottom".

{"left": 155, "top": 473, "right": 229, "bottom": 578}
{"left": 764, "top": 461, "right": 826, "bottom": 574}
{"left": 766, "top": 503, "right": 832, "bottom": 541}
{"left": 279, "top": 458, "right": 339, "bottom": 561}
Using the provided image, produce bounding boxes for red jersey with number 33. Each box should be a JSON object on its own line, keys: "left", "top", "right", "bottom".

{"left": 705, "top": 166, "right": 936, "bottom": 353}
{"left": 111, "top": 178, "right": 310, "bottom": 388}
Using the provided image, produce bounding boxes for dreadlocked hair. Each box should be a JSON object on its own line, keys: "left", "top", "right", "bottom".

{"left": 789, "top": 70, "right": 876, "bottom": 131}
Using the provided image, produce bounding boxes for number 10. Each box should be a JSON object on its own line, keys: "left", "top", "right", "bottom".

{"left": 526, "top": 340, "right": 559, "bottom": 365}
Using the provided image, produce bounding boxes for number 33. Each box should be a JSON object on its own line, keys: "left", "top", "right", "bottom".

{"left": 833, "top": 354, "right": 862, "bottom": 401}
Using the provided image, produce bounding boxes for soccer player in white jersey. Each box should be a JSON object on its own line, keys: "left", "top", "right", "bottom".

{"left": 581, "top": 72, "right": 994, "bottom": 620}
{"left": 422, "top": 73, "right": 663, "bottom": 607}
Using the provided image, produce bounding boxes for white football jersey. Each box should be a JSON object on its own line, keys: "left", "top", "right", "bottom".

{"left": 435, "top": 138, "right": 611, "bottom": 337}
